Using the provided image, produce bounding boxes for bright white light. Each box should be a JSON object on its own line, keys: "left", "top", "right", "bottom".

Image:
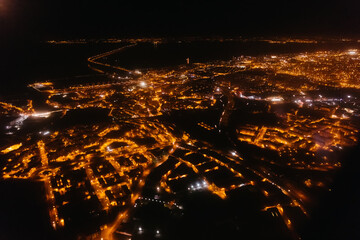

{"left": 347, "top": 95, "right": 352, "bottom": 98}
{"left": 134, "top": 70, "right": 142, "bottom": 75}
{"left": 266, "top": 96, "right": 284, "bottom": 102}
{"left": 7, "top": 114, "right": 29, "bottom": 130}
{"left": 42, "top": 131, "right": 50, "bottom": 136}
{"left": 344, "top": 108, "right": 354, "bottom": 113}
{"left": 106, "top": 146, "right": 113, "bottom": 152}
{"left": 139, "top": 81, "right": 147, "bottom": 87}
{"left": 348, "top": 50, "right": 358, "bottom": 55}
{"left": 138, "top": 227, "right": 143, "bottom": 232}
{"left": 231, "top": 151, "right": 237, "bottom": 156}
{"left": 31, "top": 112, "right": 52, "bottom": 118}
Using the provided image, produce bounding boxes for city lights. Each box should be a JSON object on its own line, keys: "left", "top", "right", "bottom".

{"left": 1, "top": 37, "right": 360, "bottom": 240}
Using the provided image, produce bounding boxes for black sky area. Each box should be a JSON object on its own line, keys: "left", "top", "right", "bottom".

{"left": 1, "top": 0, "right": 360, "bottom": 42}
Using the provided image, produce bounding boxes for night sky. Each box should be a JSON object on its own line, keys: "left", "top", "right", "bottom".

{"left": 1, "top": 0, "right": 360, "bottom": 41}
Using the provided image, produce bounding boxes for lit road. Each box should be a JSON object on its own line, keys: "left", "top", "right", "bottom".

{"left": 88, "top": 44, "right": 137, "bottom": 73}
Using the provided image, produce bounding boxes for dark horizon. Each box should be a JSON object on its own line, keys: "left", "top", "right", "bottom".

{"left": 1, "top": 0, "right": 360, "bottom": 42}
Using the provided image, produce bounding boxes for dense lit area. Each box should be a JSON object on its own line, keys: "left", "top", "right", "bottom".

{"left": 1, "top": 37, "right": 360, "bottom": 239}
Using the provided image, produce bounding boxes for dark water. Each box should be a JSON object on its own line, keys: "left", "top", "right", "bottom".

{"left": 2, "top": 39, "right": 360, "bottom": 96}
{"left": 0, "top": 42, "right": 126, "bottom": 95}
{"left": 110, "top": 40, "right": 360, "bottom": 70}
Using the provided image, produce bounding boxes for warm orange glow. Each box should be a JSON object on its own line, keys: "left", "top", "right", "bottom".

{"left": 1, "top": 143, "right": 22, "bottom": 154}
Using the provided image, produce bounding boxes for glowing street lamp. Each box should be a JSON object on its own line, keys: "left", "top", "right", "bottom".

{"left": 348, "top": 49, "right": 358, "bottom": 55}
{"left": 140, "top": 81, "right": 147, "bottom": 88}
